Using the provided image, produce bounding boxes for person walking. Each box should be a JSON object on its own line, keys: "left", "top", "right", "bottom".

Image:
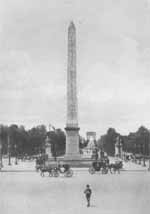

{"left": 84, "top": 184, "right": 92, "bottom": 207}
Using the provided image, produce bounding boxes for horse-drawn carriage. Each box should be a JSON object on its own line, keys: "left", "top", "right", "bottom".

{"left": 36, "top": 160, "right": 73, "bottom": 177}
{"left": 89, "top": 160, "right": 108, "bottom": 174}
{"left": 89, "top": 159, "right": 123, "bottom": 175}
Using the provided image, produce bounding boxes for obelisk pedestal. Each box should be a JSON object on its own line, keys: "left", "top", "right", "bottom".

{"left": 65, "top": 127, "right": 80, "bottom": 159}
{"left": 65, "top": 22, "right": 80, "bottom": 160}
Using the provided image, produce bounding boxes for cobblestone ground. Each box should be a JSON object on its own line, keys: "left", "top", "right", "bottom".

{"left": 0, "top": 159, "right": 150, "bottom": 214}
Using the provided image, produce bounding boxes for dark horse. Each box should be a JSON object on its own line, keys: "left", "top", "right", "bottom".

{"left": 108, "top": 161, "right": 123, "bottom": 174}
{"left": 39, "top": 166, "right": 54, "bottom": 177}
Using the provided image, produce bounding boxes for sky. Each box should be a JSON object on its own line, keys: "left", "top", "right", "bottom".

{"left": 1, "top": 0, "right": 150, "bottom": 137}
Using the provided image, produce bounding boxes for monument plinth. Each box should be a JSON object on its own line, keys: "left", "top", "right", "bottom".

{"left": 65, "top": 22, "right": 80, "bottom": 160}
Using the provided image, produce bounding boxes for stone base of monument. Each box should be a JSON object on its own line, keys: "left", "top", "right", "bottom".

{"left": 64, "top": 153, "right": 81, "bottom": 160}
{"left": 46, "top": 156, "right": 93, "bottom": 168}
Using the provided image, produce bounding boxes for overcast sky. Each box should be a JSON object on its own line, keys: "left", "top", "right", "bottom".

{"left": 1, "top": 0, "right": 150, "bottom": 137}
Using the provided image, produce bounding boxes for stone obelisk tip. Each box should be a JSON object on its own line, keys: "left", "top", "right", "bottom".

{"left": 69, "top": 21, "right": 75, "bottom": 29}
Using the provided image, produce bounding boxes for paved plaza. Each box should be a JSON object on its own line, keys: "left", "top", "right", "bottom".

{"left": 0, "top": 159, "right": 150, "bottom": 214}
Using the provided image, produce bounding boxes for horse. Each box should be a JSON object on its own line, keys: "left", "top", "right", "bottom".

{"left": 39, "top": 166, "right": 53, "bottom": 177}
{"left": 108, "top": 161, "right": 123, "bottom": 174}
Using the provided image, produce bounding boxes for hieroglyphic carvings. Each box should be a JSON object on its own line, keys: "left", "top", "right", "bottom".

{"left": 66, "top": 22, "right": 78, "bottom": 128}
{"left": 65, "top": 22, "right": 80, "bottom": 159}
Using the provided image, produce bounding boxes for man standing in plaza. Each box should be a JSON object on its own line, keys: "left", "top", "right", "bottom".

{"left": 84, "top": 184, "right": 92, "bottom": 207}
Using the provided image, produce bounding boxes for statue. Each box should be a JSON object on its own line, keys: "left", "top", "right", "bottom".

{"left": 115, "top": 136, "right": 123, "bottom": 158}
{"left": 45, "top": 135, "right": 52, "bottom": 158}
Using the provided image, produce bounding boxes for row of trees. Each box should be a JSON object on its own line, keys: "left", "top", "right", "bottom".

{"left": 1, "top": 123, "right": 150, "bottom": 158}
{"left": 97, "top": 126, "right": 150, "bottom": 156}
{"left": 0, "top": 124, "right": 66, "bottom": 157}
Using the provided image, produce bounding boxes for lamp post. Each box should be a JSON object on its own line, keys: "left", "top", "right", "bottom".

{"left": 8, "top": 134, "right": 11, "bottom": 165}
{"left": 0, "top": 143, "right": 2, "bottom": 169}
{"left": 135, "top": 142, "right": 137, "bottom": 155}
{"left": 142, "top": 145, "right": 146, "bottom": 167}
{"left": 136, "top": 143, "right": 140, "bottom": 164}
{"left": 138, "top": 143, "right": 142, "bottom": 165}
{"left": 134, "top": 143, "right": 137, "bottom": 163}
{"left": 148, "top": 132, "right": 150, "bottom": 171}
{"left": 49, "top": 124, "right": 56, "bottom": 161}
{"left": 14, "top": 144, "right": 18, "bottom": 165}
{"left": 53, "top": 139, "right": 57, "bottom": 161}
{"left": 142, "top": 134, "right": 146, "bottom": 167}
{"left": 0, "top": 126, "right": 3, "bottom": 169}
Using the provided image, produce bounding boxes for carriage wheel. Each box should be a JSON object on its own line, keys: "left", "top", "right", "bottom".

{"left": 54, "top": 171, "right": 59, "bottom": 177}
{"left": 89, "top": 167, "right": 95, "bottom": 174}
{"left": 102, "top": 168, "right": 108, "bottom": 174}
{"left": 52, "top": 170, "right": 59, "bottom": 177}
{"left": 40, "top": 172, "right": 44, "bottom": 177}
{"left": 48, "top": 171, "right": 53, "bottom": 177}
{"left": 101, "top": 168, "right": 106, "bottom": 174}
{"left": 65, "top": 169, "right": 73, "bottom": 177}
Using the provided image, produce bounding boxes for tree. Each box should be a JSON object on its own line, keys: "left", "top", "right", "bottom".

{"left": 28, "top": 125, "right": 47, "bottom": 155}
{"left": 97, "top": 128, "right": 119, "bottom": 156}
{"left": 122, "top": 126, "right": 150, "bottom": 155}
{"left": 136, "top": 126, "right": 149, "bottom": 155}
{"left": 48, "top": 129, "right": 66, "bottom": 157}
{"left": 0, "top": 125, "right": 9, "bottom": 155}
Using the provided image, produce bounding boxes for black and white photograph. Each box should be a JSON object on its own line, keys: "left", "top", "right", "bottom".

{"left": 0, "top": 0, "right": 150, "bottom": 213}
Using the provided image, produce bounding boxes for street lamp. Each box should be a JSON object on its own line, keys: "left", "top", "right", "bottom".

{"left": 8, "top": 134, "right": 11, "bottom": 165}
{"left": 14, "top": 144, "right": 18, "bottom": 165}
{"left": 0, "top": 126, "right": 3, "bottom": 169}
{"left": 134, "top": 143, "right": 137, "bottom": 163}
{"left": 138, "top": 143, "right": 143, "bottom": 165}
{"left": 142, "top": 135, "right": 146, "bottom": 167}
{"left": 148, "top": 132, "right": 150, "bottom": 171}
{"left": 142, "top": 147, "right": 146, "bottom": 167}
{"left": 53, "top": 140, "right": 57, "bottom": 161}
{"left": 0, "top": 143, "right": 2, "bottom": 169}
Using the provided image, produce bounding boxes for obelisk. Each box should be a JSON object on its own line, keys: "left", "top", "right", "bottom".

{"left": 65, "top": 21, "right": 80, "bottom": 159}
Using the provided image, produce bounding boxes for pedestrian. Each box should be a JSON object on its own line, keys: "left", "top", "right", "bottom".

{"left": 84, "top": 184, "right": 92, "bottom": 207}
